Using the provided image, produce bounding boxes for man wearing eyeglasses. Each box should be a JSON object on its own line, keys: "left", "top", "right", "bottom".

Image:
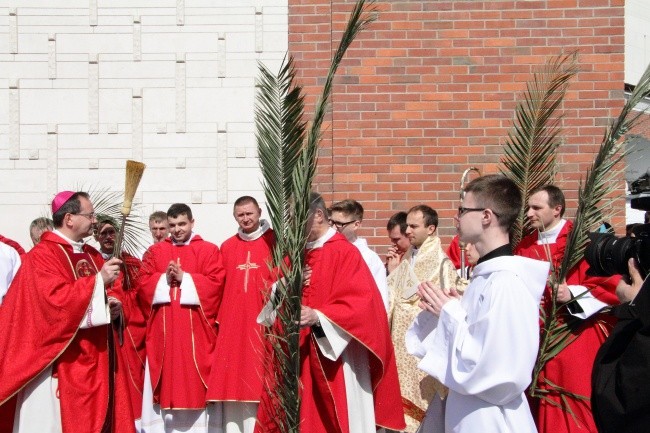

{"left": 94, "top": 215, "right": 147, "bottom": 428}
{"left": 0, "top": 190, "right": 135, "bottom": 433}
{"left": 407, "top": 175, "right": 550, "bottom": 433}
{"left": 329, "top": 199, "right": 388, "bottom": 310}
{"left": 385, "top": 204, "right": 464, "bottom": 432}
{"left": 514, "top": 184, "right": 620, "bottom": 433}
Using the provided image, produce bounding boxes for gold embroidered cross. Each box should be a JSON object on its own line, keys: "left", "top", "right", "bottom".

{"left": 236, "top": 251, "right": 260, "bottom": 293}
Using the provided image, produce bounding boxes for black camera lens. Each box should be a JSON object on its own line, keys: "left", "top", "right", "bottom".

{"left": 584, "top": 233, "right": 635, "bottom": 277}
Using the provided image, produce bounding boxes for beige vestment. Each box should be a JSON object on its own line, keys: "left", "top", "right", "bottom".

{"left": 387, "top": 235, "right": 465, "bottom": 433}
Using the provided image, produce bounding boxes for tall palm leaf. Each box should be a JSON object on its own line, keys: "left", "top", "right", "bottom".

{"left": 255, "top": 2, "right": 378, "bottom": 432}
{"left": 530, "top": 62, "right": 650, "bottom": 412}
{"left": 500, "top": 51, "right": 579, "bottom": 246}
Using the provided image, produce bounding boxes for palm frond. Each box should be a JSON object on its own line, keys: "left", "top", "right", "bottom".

{"left": 500, "top": 51, "right": 579, "bottom": 246}
{"left": 83, "top": 185, "right": 150, "bottom": 259}
{"left": 558, "top": 62, "right": 650, "bottom": 281}
{"left": 255, "top": 2, "right": 378, "bottom": 432}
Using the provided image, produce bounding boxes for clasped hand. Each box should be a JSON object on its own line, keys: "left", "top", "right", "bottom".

{"left": 166, "top": 259, "right": 184, "bottom": 284}
{"left": 417, "top": 281, "right": 460, "bottom": 317}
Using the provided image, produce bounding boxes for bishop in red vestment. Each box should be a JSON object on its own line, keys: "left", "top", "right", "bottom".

{"left": 0, "top": 191, "right": 134, "bottom": 433}
{"left": 256, "top": 193, "right": 405, "bottom": 433}
{"left": 515, "top": 186, "right": 620, "bottom": 433}
{"left": 138, "top": 203, "right": 225, "bottom": 432}
{"left": 206, "top": 197, "right": 278, "bottom": 433}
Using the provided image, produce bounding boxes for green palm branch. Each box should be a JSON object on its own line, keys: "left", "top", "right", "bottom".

{"left": 86, "top": 186, "right": 150, "bottom": 260}
{"left": 530, "top": 62, "right": 650, "bottom": 409}
{"left": 500, "top": 51, "right": 579, "bottom": 246}
{"left": 255, "top": 2, "right": 378, "bottom": 432}
{"left": 558, "top": 62, "right": 650, "bottom": 281}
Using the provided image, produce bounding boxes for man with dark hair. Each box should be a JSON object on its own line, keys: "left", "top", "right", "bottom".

{"left": 407, "top": 175, "right": 549, "bottom": 433}
{"left": 257, "top": 192, "right": 405, "bottom": 433}
{"left": 149, "top": 211, "right": 169, "bottom": 244}
{"left": 0, "top": 190, "right": 134, "bottom": 433}
{"left": 515, "top": 184, "right": 620, "bottom": 433}
{"left": 29, "top": 217, "right": 54, "bottom": 246}
{"left": 206, "top": 196, "right": 276, "bottom": 433}
{"left": 330, "top": 199, "right": 388, "bottom": 309}
{"left": 386, "top": 211, "right": 410, "bottom": 273}
{"left": 139, "top": 203, "right": 225, "bottom": 433}
{"left": 94, "top": 215, "right": 147, "bottom": 427}
{"left": 386, "top": 204, "right": 462, "bottom": 432}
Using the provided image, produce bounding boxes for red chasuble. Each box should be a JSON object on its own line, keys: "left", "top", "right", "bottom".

{"left": 138, "top": 235, "right": 225, "bottom": 409}
{"left": 256, "top": 233, "right": 405, "bottom": 433}
{"left": 206, "top": 229, "right": 276, "bottom": 403}
{"left": 515, "top": 220, "right": 620, "bottom": 433}
{"left": 0, "top": 231, "right": 135, "bottom": 433}
{"left": 115, "top": 253, "right": 147, "bottom": 419}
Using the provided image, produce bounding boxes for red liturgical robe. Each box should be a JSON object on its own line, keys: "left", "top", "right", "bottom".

{"left": 116, "top": 253, "right": 147, "bottom": 420}
{"left": 515, "top": 220, "right": 620, "bottom": 433}
{"left": 256, "top": 232, "right": 405, "bottom": 433}
{"left": 0, "top": 234, "right": 26, "bottom": 256}
{"left": 206, "top": 228, "right": 276, "bottom": 402}
{"left": 138, "top": 235, "right": 225, "bottom": 409}
{"left": 0, "top": 231, "right": 135, "bottom": 433}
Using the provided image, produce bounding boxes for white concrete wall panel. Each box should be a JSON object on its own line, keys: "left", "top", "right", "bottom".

{"left": 0, "top": 1, "right": 288, "bottom": 248}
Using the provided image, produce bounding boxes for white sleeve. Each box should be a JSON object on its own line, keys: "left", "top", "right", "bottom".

{"left": 179, "top": 273, "right": 200, "bottom": 306}
{"left": 314, "top": 311, "right": 352, "bottom": 362}
{"left": 416, "top": 275, "right": 539, "bottom": 406}
{"left": 79, "top": 274, "right": 111, "bottom": 329}
{"left": 257, "top": 281, "right": 278, "bottom": 326}
{"left": 152, "top": 274, "right": 171, "bottom": 305}
{"left": 371, "top": 257, "right": 390, "bottom": 311}
{"left": 405, "top": 309, "right": 440, "bottom": 360}
{"left": 567, "top": 284, "right": 608, "bottom": 319}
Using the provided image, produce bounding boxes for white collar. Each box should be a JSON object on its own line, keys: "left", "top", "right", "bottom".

{"left": 53, "top": 229, "right": 86, "bottom": 253}
{"left": 172, "top": 232, "right": 195, "bottom": 246}
{"left": 238, "top": 219, "right": 271, "bottom": 241}
{"left": 537, "top": 219, "right": 567, "bottom": 244}
{"left": 306, "top": 227, "right": 336, "bottom": 250}
{"left": 352, "top": 237, "right": 368, "bottom": 248}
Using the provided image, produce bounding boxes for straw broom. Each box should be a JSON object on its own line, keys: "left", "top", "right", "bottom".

{"left": 112, "top": 160, "right": 146, "bottom": 345}
{"left": 113, "top": 160, "right": 146, "bottom": 257}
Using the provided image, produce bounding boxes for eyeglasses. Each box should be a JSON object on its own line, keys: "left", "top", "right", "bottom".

{"left": 74, "top": 212, "right": 96, "bottom": 220}
{"left": 98, "top": 228, "right": 116, "bottom": 238}
{"left": 457, "top": 207, "right": 500, "bottom": 218}
{"left": 330, "top": 220, "right": 356, "bottom": 229}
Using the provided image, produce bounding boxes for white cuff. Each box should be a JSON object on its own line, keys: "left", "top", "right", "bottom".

{"left": 179, "top": 274, "right": 200, "bottom": 306}
{"left": 568, "top": 285, "right": 608, "bottom": 319}
{"left": 314, "top": 312, "right": 351, "bottom": 362}
{"left": 152, "top": 274, "right": 171, "bottom": 305}
{"left": 257, "top": 282, "right": 278, "bottom": 326}
{"left": 80, "top": 275, "right": 110, "bottom": 329}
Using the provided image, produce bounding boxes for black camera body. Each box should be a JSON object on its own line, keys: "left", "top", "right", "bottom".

{"left": 584, "top": 192, "right": 650, "bottom": 279}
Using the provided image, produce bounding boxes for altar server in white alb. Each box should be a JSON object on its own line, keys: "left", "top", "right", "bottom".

{"left": 406, "top": 174, "right": 550, "bottom": 433}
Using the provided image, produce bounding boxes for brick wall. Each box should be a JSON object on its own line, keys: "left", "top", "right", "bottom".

{"left": 288, "top": 0, "right": 627, "bottom": 251}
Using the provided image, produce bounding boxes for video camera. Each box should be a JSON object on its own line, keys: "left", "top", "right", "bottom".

{"left": 585, "top": 191, "right": 650, "bottom": 279}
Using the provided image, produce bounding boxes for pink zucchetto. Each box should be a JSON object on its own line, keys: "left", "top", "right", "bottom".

{"left": 51, "top": 190, "right": 76, "bottom": 214}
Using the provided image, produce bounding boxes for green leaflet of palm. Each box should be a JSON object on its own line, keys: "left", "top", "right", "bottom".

{"left": 254, "top": 2, "right": 378, "bottom": 432}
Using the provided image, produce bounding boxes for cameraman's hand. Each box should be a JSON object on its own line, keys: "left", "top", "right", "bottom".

{"left": 616, "top": 258, "right": 644, "bottom": 303}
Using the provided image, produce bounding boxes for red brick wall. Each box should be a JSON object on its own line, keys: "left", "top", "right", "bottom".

{"left": 288, "top": 0, "right": 626, "bottom": 252}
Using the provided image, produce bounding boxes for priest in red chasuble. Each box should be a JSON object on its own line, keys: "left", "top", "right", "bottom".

{"left": 514, "top": 185, "right": 620, "bottom": 433}
{"left": 138, "top": 203, "right": 225, "bottom": 433}
{"left": 206, "top": 196, "right": 277, "bottom": 433}
{"left": 0, "top": 191, "right": 135, "bottom": 433}
{"left": 256, "top": 192, "right": 405, "bottom": 433}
